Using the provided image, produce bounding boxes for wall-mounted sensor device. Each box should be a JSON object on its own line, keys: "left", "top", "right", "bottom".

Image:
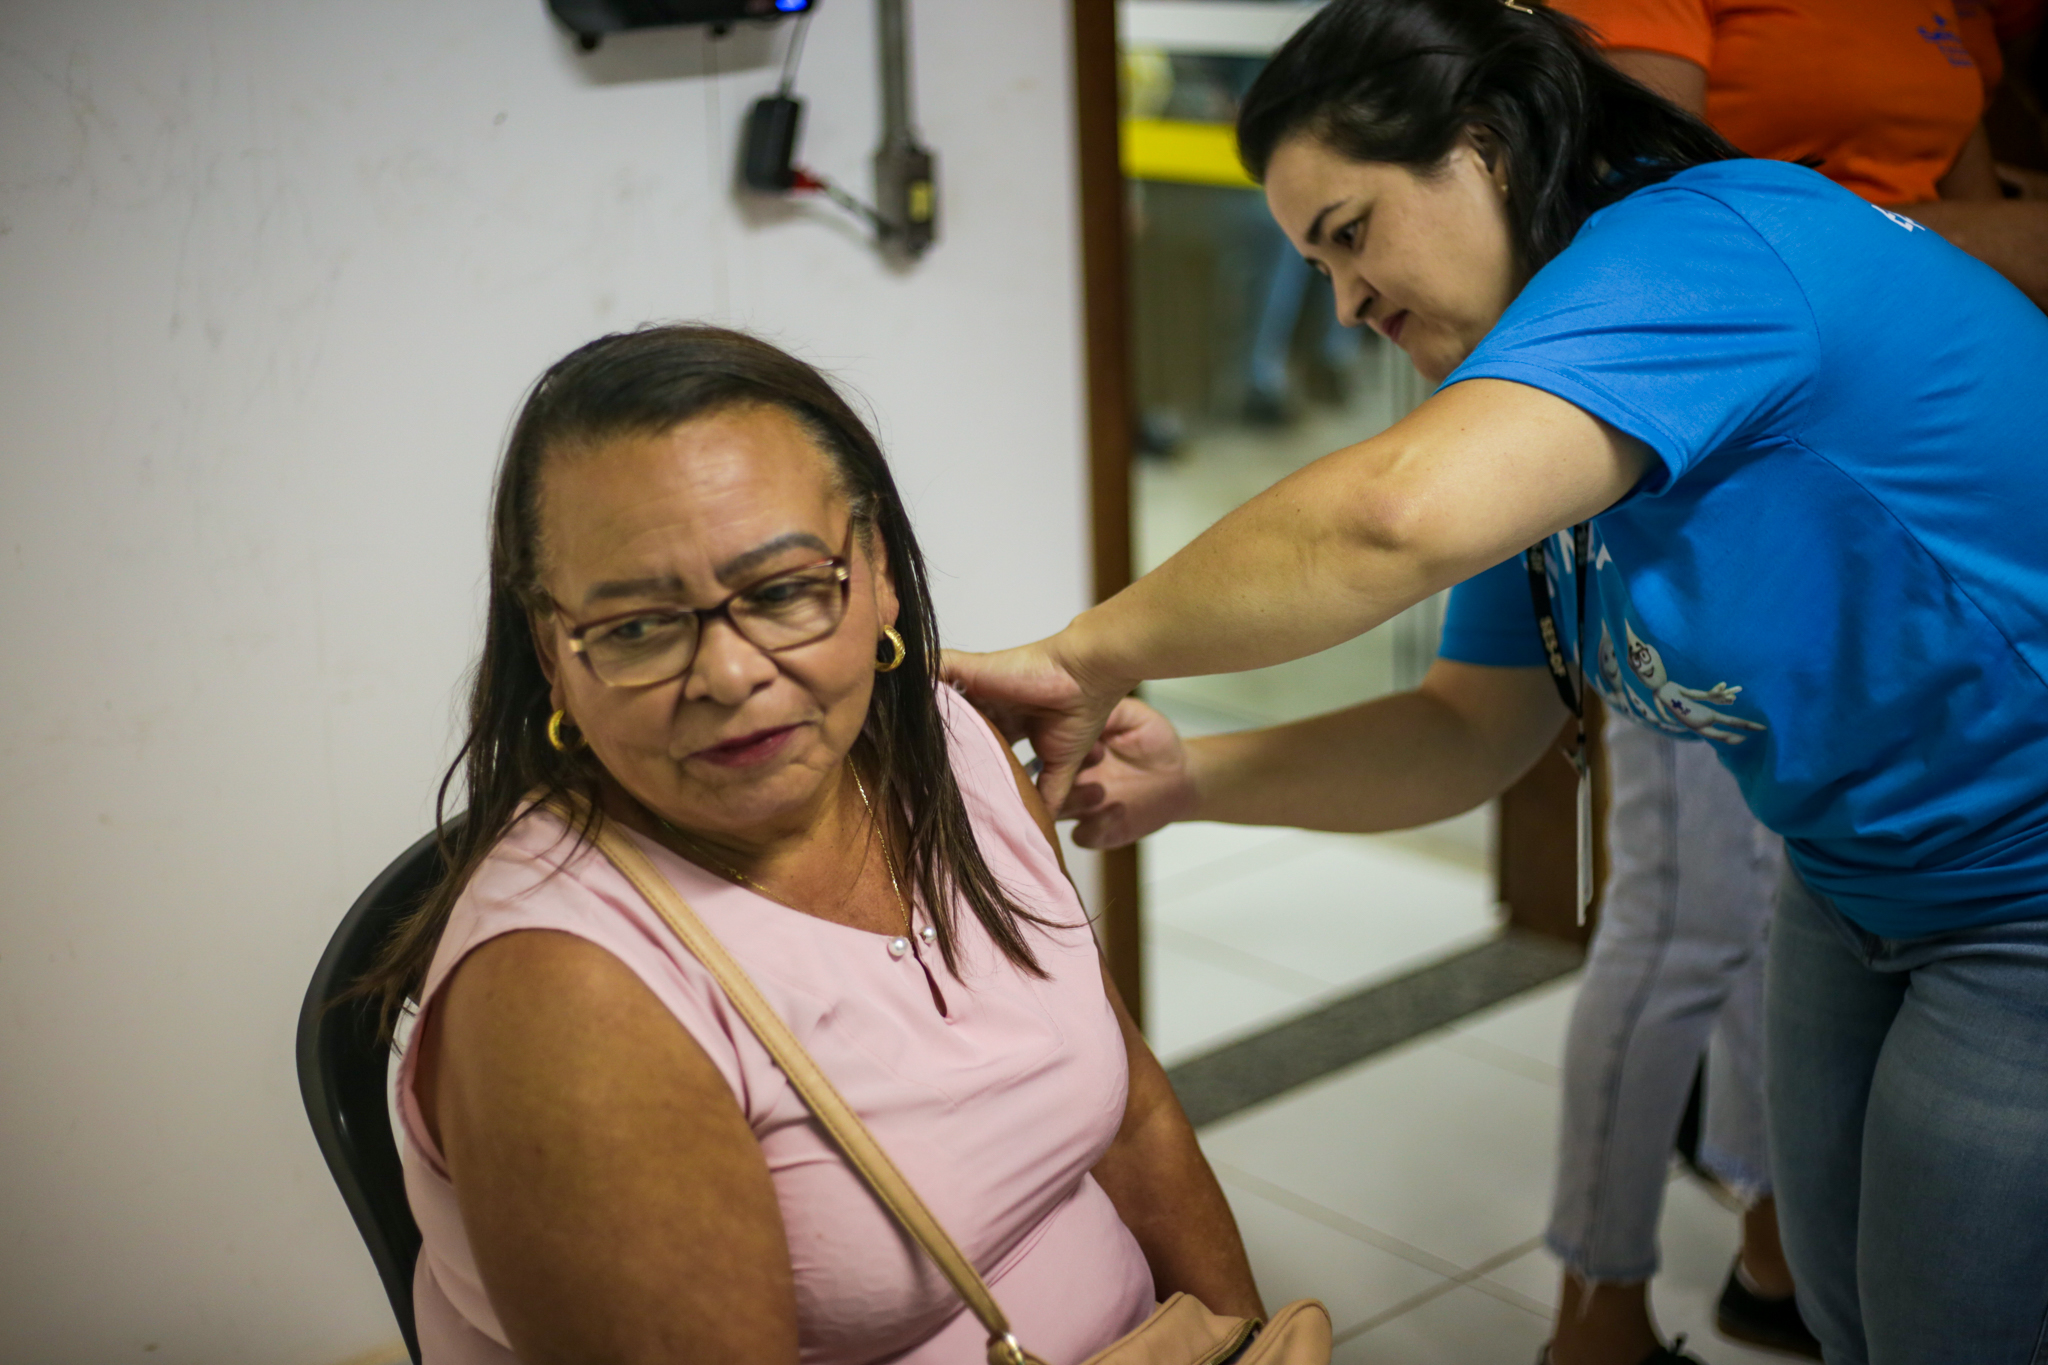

{"left": 737, "top": 0, "right": 935, "bottom": 261}
{"left": 550, "top": 0, "right": 812, "bottom": 50}
{"left": 742, "top": 94, "right": 804, "bottom": 193}
{"left": 549, "top": 0, "right": 932, "bottom": 262}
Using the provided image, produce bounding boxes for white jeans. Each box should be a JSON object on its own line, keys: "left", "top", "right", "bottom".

{"left": 1545, "top": 717, "right": 1785, "bottom": 1281}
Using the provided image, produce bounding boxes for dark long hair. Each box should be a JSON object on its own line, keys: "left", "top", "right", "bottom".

{"left": 1237, "top": 0, "right": 1740, "bottom": 273}
{"left": 354, "top": 325, "right": 1049, "bottom": 1030}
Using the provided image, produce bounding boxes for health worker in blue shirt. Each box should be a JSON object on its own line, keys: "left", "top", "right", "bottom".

{"left": 945, "top": 1, "right": 2048, "bottom": 1361}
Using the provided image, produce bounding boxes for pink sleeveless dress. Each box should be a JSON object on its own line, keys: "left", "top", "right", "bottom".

{"left": 394, "top": 684, "right": 1155, "bottom": 1365}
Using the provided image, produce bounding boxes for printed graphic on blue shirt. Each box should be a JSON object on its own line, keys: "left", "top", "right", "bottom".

{"left": 1530, "top": 527, "right": 1770, "bottom": 745}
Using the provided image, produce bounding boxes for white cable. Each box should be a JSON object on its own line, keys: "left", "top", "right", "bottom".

{"left": 779, "top": 10, "right": 814, "bottom": 96}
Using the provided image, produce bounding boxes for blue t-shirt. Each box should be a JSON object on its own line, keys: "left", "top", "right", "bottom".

{"left": 1435, "top": 159, "right": 2048, "bottom": 939}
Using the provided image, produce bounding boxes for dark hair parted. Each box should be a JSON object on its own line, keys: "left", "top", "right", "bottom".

{"left": 1237, "top": 0, "right": 1741, "bottom": 273}
{"left": 354, "top": 325, "right": 1050, "bottom": 1031}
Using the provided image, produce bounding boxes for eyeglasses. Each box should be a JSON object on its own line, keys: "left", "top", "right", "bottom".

{"left": 555, "top": 529, "right": 854, "bottom": 688}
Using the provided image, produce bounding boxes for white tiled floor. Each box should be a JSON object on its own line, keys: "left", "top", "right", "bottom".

{"left": 1138, "top": 802, "right": 1774, "bottom": 1362}
{"left": 1141, "top": 819, "right": 1501, "bottom": 1065}
{"left": 1182, "top": 976, "right": 1789, "bottom": 1364}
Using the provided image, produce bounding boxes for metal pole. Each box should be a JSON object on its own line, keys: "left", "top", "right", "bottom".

{"left": 872, "top": 0, "right": 935, "bottom": 257}
{"left": 877, "top": 0, "right": 912, "bottom": 141}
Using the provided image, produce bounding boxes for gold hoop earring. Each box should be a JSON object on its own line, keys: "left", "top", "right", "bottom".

{"left": 874, "top": 626, "right": 906, "bottom": 673}
{"left": 546, "top": 709, "right": 581, "bottom": 753}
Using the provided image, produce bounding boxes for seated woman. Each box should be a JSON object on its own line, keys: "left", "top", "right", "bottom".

{"left": 354, "top": 325, "right": 1261, "bottom": 1365}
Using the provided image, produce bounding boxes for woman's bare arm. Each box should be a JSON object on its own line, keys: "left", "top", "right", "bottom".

{"left": 1089, "top": 964, "right": 1265, "bottom": 1319}
{"left": 421, "top": 930, "right": 799, "bottom": 1365}
{"left": 990, "top": 725, "right": 1263, "bottom": 1318}
{"left": 1065, "top": 381, "right": 1645, "bottom": 690}
{"left": 947, "top": 380, "right": 1645, "bottom": 809}
{"left": 1937, "top": 122, "right": 2008, "bottom": 200}
{"left": 1062, "top": 662, "right": 1563, "bottom": 849}
{"left": 1189, "top": 660, "right": 1565, "bottom": 832}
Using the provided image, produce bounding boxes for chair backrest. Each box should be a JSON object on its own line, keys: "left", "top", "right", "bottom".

{"left": 297, "top": 824, "right": 456, "bottom": 1365}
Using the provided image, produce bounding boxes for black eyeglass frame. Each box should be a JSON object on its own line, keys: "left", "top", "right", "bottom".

{"left": 551, "top": 525, "right": 857, "bottom": 688}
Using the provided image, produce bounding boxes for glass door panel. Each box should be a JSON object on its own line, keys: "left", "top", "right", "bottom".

{"left": 1118, "top": 1, "right": 1496, "bottom": 1063}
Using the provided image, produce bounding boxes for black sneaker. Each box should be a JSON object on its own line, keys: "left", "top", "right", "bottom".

{"left": 1716, "top": 1262, "right": 1823, "bottom": 1359}
{"left": 1534, "top": 1337, "right": 1706, "bottom": 1365}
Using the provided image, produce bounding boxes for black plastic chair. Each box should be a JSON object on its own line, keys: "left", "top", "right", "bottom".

{"left": 297, "top": 824, "right": 456, "bottom": 1365}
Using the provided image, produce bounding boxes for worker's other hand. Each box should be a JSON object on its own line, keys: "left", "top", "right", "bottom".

{"left": 1063, "top": 697, "right": 1198, "bottom": 849}
{"left": 942, "top": 636, "right": 1127, "bottom": 813}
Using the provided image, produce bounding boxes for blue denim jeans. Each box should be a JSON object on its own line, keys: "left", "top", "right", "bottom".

{"left": 1768, "top": 869, "right": 2048, "bottom": 1364}
{"left": 1548, "top": 720, "right": 1784, "bottom": 1280}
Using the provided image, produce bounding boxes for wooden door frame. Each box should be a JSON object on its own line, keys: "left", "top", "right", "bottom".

{"left": 1069, "top": 0, "right": 1144, "bottom": 1019}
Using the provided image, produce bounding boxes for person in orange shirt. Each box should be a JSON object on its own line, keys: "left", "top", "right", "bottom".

{"left": 1561, "top": 0, "right": 2048, "bottom": 300}
{"left": 1536, "top": 3, "right": 2046, "bottom": 1363}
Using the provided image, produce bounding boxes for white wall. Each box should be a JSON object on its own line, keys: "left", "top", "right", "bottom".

{"left": 0, "top": 2, "right": 1090, "bottom": 1361}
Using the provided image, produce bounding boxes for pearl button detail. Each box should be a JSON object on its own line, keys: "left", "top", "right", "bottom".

{"left": 887, "top": 936, "right": 912, "bottom": 959}
{"left": 919, "top": 925, "right": 938, "bottom": 946}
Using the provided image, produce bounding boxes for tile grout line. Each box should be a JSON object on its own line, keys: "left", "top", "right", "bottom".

{"left": 1461, "top": 1270, "right": 1555, "bottom": 1318}
{"left": 1151, "top": 922, "right": 1340, "bottom": 997}
{"left": 1448, "top": 1236, "right": 1551, "bottom": 1311}
{"left": 1331, "top": 1235, "right": 1552, "bottom": 1346}
{"left": 1432, "top": 1029, "right": 1565, "bottom": 1087}
{"left": 1210, "top": 1161, "right": 1466, "bottom": 1280}
{"left": 1143, "top": 834, "right": 1335, "bottom": 901}
{"left": 1331, "top": 1277, "right": 1471, "bottom": 1345}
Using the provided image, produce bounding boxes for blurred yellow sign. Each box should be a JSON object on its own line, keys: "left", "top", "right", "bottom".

{"left": 1121, "top": 118, "right": 1257, "bottom": 189}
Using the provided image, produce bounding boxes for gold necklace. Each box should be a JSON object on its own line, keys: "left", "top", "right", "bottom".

{"left": 657, "top": 760, "right": 919, "bottom": 949}
{"left": 848, "top": 764, "right": 915, "bottom": 933}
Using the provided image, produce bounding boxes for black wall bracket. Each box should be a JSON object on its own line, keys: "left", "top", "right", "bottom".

{"left": 549, "top": 0, "right": 813, "bottom": 50}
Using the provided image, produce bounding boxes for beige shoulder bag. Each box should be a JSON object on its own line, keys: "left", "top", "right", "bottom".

{"left": 561, "top": 804, "right": 1332, "bottom": 1365}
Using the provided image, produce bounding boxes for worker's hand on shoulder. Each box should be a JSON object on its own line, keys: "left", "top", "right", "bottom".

{"left": 942, "top": 635, "right": 1128, "bottom": 812}
{"left": 1065, "top": 697, "right": 1198, "bottom": 849}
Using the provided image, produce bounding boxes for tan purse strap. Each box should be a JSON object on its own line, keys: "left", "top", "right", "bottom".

{"left": 551, "top": 798, "right": 1039, "bottom": 1365}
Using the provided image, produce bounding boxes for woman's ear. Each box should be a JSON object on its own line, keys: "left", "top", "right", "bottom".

{"left": 1467, "top": 126, "right": 1511, "bottom": 193}
{"left": 1468, "top": 124, "right": 1497, "bottom": 169}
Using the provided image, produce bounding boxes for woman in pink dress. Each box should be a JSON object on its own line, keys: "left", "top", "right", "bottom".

{"left": 353, "top": 325, "right": 1262, "bottom": 1365}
